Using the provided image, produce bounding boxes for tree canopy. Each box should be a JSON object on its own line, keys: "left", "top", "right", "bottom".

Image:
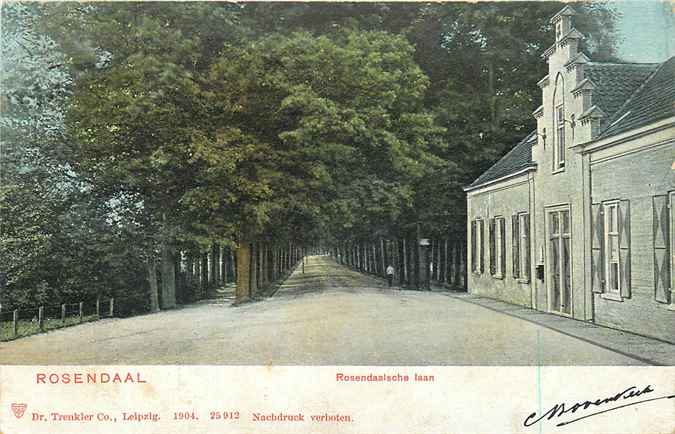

{"left": 1, "top": 2, "right": 620, "bottom": 309}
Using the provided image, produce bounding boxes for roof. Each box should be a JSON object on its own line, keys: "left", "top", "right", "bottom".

{"left": 583, "top": 62, "right": 659, "bottom": 120}
{"left": 466, "top": 57, "right": 673, "bottom": 191}
{"left": 599, "top": 56, "right": 675, "bottom": 138}
{"left": 466, "top": 131, "right": 537, "bottom": 189}
{"left": 550, "top": 5, "right": 576, "bottom": 23}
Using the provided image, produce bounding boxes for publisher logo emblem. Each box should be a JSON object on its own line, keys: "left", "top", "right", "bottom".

{"left": 11, "top": 403, "right": 27, "bottom": 419}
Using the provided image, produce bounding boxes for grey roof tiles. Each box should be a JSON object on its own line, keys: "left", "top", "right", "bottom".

{"left": 468, "top": 56, "right": 674, "bottom": 189}
{"left": 467, "top": 131, "right": 537, "bottom": 189}
{"left": 599, "top": 56, "right": 675, "bottom": 138}
{"left": 584, "top": 62, "right": 659, "bottom": 120}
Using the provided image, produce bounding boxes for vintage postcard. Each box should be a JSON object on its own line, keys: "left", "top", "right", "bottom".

{"left": 0, "top": 1, "right": 673, "bottom": 433}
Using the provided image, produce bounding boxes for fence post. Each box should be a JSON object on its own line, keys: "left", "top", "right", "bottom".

{"left": 61, "top": 304, "right": 66, "bottom": 324}
{"left": 109, "top": 298, "right": 114, "bottom": 317}
{"left": 96, "top": 297, "right": 100, "bottom": 318}
{"left": 38, "top": 306, "right": 44, "bottom": 332}
{"left": 78, "top": 302, "right": 83, "bottom": 323}
{"left": 12, "top": 309, "right": 18, "bottom": 338}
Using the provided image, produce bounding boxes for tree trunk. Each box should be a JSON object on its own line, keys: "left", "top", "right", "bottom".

{"left": 449, "top": 242, "right": 455, "bottom": 286}
{"left": 272, "top": 248, "right": 277, "bottom": 281}
{"left": 186, "top": 254, "right": 193, "bottom": 286}
{"left": 250, "top": 242, "right": 259, "bottom": 297}
{"left": 462, "top": 242, "right": 468, "bottom": 290}
{"left": 401, "top": 238, "right": 407, "bottom": 285}
{"left": 454, "top": 242, "right": 461, "bottom": 288}
{"left": 222, "top": 247, "right": 228, "bottom": 285}
{"left": 380, "top": 238, "right": 387, "bottom": 276}
{"left": 147, "top": 258, "right": 160, "bottom": 313}
{"left": 175, "top": 251, "right": 183, "bottom": 303}
{"left": 443, "top": 239, "right": 449, "bottom": 284}
{"left": 212, "top": 243, "right": 220, "bottom": 286}
{"left": 236, "top": 240, "right": 251, "bottom": 303}
{"left": 201, "top": 252, "right": 208, "bottom": 297}
{"left": 414, "top": 237, "right": 420, "bottom": 289}
{"left": 160, "top": 241, "right": 176, "bottom": 309}
{"left": 230, "top": 248, "right": 236, "bottom": 282}
{"left": 438, "top": 240, "right": 442, "bottom": 281}
{"left": 261, "top": 243, "right": 268, "bottom": 287}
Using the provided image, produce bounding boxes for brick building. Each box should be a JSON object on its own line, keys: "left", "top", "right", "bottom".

{"left": 464, "top": 6, "right": 674, "bottom": 343}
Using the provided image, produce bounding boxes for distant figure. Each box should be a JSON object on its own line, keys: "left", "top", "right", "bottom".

{"left": 386, "top": 265, "right": 395, "bottom": 287}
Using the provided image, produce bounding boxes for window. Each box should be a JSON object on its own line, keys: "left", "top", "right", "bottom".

{"left": 471, "top": 218, "right": 484, "bottom": 274}
{"left": 512, "top": 213, "right": 531, "bottom": 281}
{"left": 591, "top": 200, "right": 631, "bottom": 300}
{"left": 604, "top": 202, "right": 620, "bottom": 293}
{"left": 555, "top": 105, "right": 565, "bottom": 170}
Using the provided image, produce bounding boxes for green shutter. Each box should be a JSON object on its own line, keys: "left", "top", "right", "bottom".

{"left": 489, "top": 218, "right": 496, "bottom": 275}
{"left": 653, "top": 195, "right": 670, "bottom": 303}
{"left": 523, "top": 214, "right": 530, "bottom": 280}
{"left": 471, "top": 221, "right": 477, "bottom": 272}
{"left": 618, "top": 200, "right": 631, "bottom": 298}
{"left": 479, "top": 219, "right": 485, "bottom": 273}
{"left": 591, "top": 203, "right": 605, "bottom": 293}
{"left": 512, "top": 215, "right": 520, "bottom": 278}
{"left": 499, "top": 218, "right": 506, "bottom": 276}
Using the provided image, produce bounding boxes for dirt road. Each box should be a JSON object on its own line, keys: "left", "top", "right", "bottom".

{"left": 0, "top": 256, "right": 645, "bottom": 365}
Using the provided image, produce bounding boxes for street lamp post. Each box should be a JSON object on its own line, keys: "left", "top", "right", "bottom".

{"left": 419, "top": 238, "right": 431, "bottom": 290}
{"left": 416, "top": 221, "right": 422, "bottom": 290}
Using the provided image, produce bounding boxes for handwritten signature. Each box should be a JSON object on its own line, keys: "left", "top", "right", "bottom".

{"left": 524, "top": 384, "right": 675, "bottom": 428}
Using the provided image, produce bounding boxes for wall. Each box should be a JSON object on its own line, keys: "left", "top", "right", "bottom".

{"left": 532, "top": 63, "right": 593, "bottom": 320}
{"left": 589, "top": 138, "right": 675, "bottom": 343}
{"left": 467, "top": 174, "right": 533, "bottom": 307}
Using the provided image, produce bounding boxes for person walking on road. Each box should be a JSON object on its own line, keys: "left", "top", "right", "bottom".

{"left": 386, "top": 265, "right": 395, "bottom": 287}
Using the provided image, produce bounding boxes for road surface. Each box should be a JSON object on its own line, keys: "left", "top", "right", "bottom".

{"left": 0, "top": 256, "right": 645, "bottom": 365}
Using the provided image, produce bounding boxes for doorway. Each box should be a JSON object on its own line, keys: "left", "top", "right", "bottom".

{"left": 547, "top": 206, "right": 571, "bottom": 315}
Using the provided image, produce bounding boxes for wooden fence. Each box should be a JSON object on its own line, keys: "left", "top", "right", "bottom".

{"left": 0, "top": 297, "right": 114, "bottom": 341}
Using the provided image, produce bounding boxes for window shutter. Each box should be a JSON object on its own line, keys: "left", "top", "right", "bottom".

{"left": 479, "top": 219, "right": 485, "bottom": 273}
{"left": 523, "top": 214, "right": 530, "bottom": 280}
{"left": 591, "top": 203, "right": 605, "bottom": 293}
{"left": 512, "top": 215, "right": 520, "bottom": 278}
{"left": 618, "top": 200, "right": 631, "bottom": 298}
{"left": 653, "top": 195, "right": 670, "bottom": 303}
{"left": 489, "top": 218, "right": 496, "bottom": 275}
{"left": 471, "top": 220, "right": 477, "bottom": 272}
{"left": 499, "top": 218, "right": 506, "bottom": 276}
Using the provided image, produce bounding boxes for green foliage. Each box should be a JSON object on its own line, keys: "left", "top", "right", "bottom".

{"left": 1, "top": 2, "right": 620, "bottom": 310}
{"left": 204, "top": 30, "right": 446, "bottom": 243}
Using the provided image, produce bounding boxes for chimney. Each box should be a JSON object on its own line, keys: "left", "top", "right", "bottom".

{"left": 544, "top": 6, "right": 584, "bottom": 63}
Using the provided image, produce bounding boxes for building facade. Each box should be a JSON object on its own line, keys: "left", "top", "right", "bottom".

{"left": 464, "top": 6, "right": 675, "bottom": 343}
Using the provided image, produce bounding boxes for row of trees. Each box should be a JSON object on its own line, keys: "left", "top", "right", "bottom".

{"left": 1, "top": 3, "right": 618, "bottom": 311}
{"left": 334, "top": 236, "right": 467, "bottom": 290}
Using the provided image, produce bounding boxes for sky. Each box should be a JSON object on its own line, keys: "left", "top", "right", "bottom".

{"left": 614, "top": 0, "right": 674, "bottom": 62}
